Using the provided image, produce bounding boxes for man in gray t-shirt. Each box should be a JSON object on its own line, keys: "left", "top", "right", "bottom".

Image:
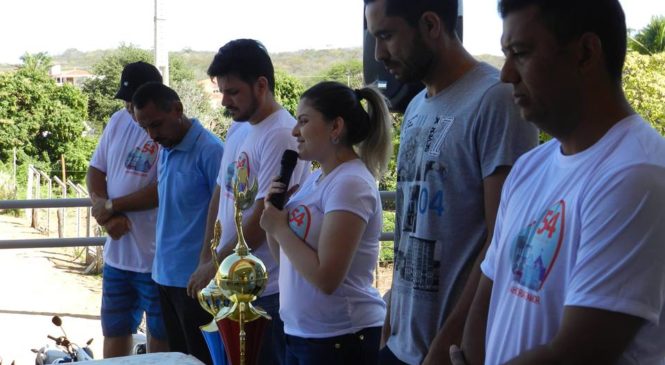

{"left": 365, "top": 0, "right": 538, "bottom": 364}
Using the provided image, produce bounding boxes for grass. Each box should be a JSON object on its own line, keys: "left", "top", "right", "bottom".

{"left": 380, "top": 211, "right": 395, "bottom": 264}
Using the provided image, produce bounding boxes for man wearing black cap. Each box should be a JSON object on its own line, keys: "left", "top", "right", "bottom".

{"left": 86, "top": 61, "right": 170, "bottom": 358}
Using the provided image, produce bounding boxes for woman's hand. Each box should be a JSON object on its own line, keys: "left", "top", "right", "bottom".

{"left": 259, "top": 177, "right": 298, "bottom": 236}
{"left": 260, "top": 198, "right": 289, "bottom": 235}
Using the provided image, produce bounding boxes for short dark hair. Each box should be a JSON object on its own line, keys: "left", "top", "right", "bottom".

{"left": 498, "top": 0, "right": 627, "bottom": 83}
{"left": 132, "top": 82, "right": 181, "bottom": 113}
{"left": 364, "top": 0, "right": 458, "bottom": 36}
{"left": 206, "top": 39, "right": 275, "bottom": 93}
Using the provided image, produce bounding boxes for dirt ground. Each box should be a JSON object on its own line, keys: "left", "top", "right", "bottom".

{"left": 375, "top": 263, "right": 393, "bottom": 297}
{"left": 0, "top": 212, "right": 103, "bottom": 365}
{"left": 0, "top": 210, "right": 394, "bottom": 364}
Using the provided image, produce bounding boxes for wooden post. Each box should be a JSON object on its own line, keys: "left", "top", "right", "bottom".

{"left": 47, "top": 177, "right": 52, "bottom": 236}
{"left": 26, "top": 165, "right": 33, "bottom": 221}
{"left": 61, "top": 155, "right": 67, "bottom": 238}
{"left": 61, "top": 155, "right": 66, "bottom": 183}
{"left": 80, "top": 184, "right": 94, "bottom": 265}
{"left": 53, "top": 176, "right": 67, "bottom": 239}
{"left": 12, "top": 147, "right": 17, "bottom": 199}
{"left": 32, "top": 172, "right": 40, "bottom": 229}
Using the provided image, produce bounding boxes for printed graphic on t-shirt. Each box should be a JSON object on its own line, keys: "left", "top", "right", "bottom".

{"left": 510, "top": 200, "right": 565, "bottom": 291}
{"left": 124, "top": 141, "right": 158, "bottom": 175}
{"left": 424, "top": 117, "right": 454, "bottom": 157}
{"left": 394, "top": 236, "right": 440, "bottom": 292}
{"left": 236, "top": 152, "right": 251, "bottom": 191}
{"left": 395, "top": 113, "right": 450, "bottom": 293}
{"left": 288, "top": 205, "right": 311, "bottom": 241}
{"left": 224, "top": 161, "right": 236, "bottom": 194}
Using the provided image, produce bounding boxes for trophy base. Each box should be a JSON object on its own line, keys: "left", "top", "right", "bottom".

{"left": 217, "top": 316, "right": 270, "bottom": 365}
{"left": 200, "top": 321, "right": 229, "bottom": 365}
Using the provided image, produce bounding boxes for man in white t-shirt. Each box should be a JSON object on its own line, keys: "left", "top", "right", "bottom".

{"left": 186, "top": 39, "right": 309, "bottom": 365}
{"left": 453, "top": 1, "right": 665, "bottom": 364}
{"left": 86, "top": 62, "right": 169, "bottom": 358}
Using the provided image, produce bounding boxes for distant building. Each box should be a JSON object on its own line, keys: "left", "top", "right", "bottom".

{"left": 198, "top": 78, "right": 223, "bottom": 109}
{"left": 49, "top": 65, "right": 94, "bottom": 87}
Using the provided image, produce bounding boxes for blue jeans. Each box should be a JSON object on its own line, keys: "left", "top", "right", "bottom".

{"left": 285, "top": 327, "right": 381, "bottom": 365}
{"left": 254, "top": 293, "right": 285, "bottom": 365}
{"left": 101, "top": 264, "right": 167, "bottom": 340}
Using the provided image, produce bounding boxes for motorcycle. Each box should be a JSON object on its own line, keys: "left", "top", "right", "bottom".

{"left": 32, "top": 316, "right": 94, "bottom": 364}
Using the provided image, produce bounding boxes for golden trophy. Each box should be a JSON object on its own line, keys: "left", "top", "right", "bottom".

{"left": 214, "top": 177, "right": 271, "bottom": 365}
{"left": 198, "top": 222, "right": 228, "bottom": 365}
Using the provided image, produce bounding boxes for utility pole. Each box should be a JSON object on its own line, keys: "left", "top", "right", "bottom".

{"left": 154, "top": 0, "right": 169, "bottom": 85}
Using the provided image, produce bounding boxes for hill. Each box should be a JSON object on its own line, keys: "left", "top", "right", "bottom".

{"left": 0, "top": 47, "right": 363, "bottom": 84}
{"left": 0, "top": 47, "right": 503, "bottom": 84}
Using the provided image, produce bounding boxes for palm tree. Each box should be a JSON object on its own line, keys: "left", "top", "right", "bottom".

{"left": 629, "top": 16, "right": 665, "bottom": 55}
{"left": 19, "top": 52, "right": 53, "bottom": 74}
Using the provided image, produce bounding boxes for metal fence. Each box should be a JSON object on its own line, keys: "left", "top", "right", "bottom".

{"left": 0, "top": 192, "right": 396, "bottom": 250}
{"left": 0, "top": 192, "right": 396, "bottom": 288}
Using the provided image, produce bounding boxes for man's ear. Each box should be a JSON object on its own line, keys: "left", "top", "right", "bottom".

{"left": 255, "top": 76, "right": 269, "bottom": 97}
{"left": 577, "top": 32, "right": 603, "bottom": 76}
{"left": 173, "top": 100, "right": 184, "bottom": 115}
{"left": 419, "top": 11, "right": 442, "bottom": 39}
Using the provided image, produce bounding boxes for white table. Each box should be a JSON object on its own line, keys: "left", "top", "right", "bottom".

{"left": 79, "top": 352, "right": 205, "bottom": 364}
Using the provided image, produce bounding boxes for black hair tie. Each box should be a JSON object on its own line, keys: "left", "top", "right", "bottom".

{"left": 354, "top": 88, "right": 363, "bottom": 101}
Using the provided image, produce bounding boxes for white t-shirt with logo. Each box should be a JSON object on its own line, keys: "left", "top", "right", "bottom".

{"left": 90, "top": 109, "right": 159, "bottom": 273}
{"left": 216, "top": 110, "right": 310, "bottom": 297}
{"left": 482, "top": 115, "right": 665, "bottom": 365}
{"left": 280, "top": 159, "right": 386, "bottom": 338}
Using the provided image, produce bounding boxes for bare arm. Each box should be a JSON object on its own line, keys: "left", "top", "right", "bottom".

{"left": 261, "top": 204, "right": 366, "bottom": 295}
{"left": 86, "top": 166, "right": 110, "bottom": 225}
{"left": 86, "top": 166, "right": 108, "bottom": 200}
{"left": 458, "top": 275, "right": 493, "bottom": 365}
{"left": 87, "top": 166, "right": 158, "bottom": 225}
{"left": 266, "top": 234, "right": 280, "bottom": 265}
{"left": 380, "top": 288, "right": 392, "bottom": 348}
{"left": 263, "top": 181, "right": 301, "bottom": 266}
{"left": 424, "top": 166, "right": 510, "bottom": 365}
{"left": 201, "top": 185, "right": 221, "bottom": 264}
{"left": 86, "top": 166, "right": 131, "bottom": 239}
{"left": 110, "top": 183, "right": 158, "bottom": 212}
{"left": 505, "top": 307, "right": 644, "bottom": 365}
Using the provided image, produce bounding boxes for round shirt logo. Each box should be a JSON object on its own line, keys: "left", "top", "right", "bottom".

{"left": 288, "top": 205, "right": 311, "bottom": 241}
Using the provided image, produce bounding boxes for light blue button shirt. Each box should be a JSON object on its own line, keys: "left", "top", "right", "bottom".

{"left": 152, "top": 118, "right": 224, "bottom": 287}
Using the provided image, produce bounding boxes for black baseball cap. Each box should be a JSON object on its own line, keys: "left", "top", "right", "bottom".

{"left": 115, "top": 61, "right": 163, "bottom": 102}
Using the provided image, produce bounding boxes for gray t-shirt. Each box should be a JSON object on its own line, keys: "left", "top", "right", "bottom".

{"left": 387, "top": 62, "right": 538, "bottom": 364}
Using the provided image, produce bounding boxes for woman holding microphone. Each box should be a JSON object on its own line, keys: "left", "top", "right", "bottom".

{"left": 260, "top": 81, "right": 393, "bottom": 365}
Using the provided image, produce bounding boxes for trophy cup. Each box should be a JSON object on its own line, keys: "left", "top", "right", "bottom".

{"left": 215, "top": 178, "right": 271, "bottom": 365}
{"left": 198, "top": 221, "right": 229, "bottom": 365}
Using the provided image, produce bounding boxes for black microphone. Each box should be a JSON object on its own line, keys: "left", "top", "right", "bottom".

{"left": 269, "top": 149, "right": 299, "bottom": 210}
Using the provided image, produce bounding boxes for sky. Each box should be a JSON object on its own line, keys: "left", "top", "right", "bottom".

{"left": 0, "top": 0, "right": 663, "bottom": 64}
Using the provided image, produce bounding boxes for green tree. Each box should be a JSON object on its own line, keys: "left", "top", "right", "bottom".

{"left": 20, "top": 52, "right": 53, "bottom": 74}
{"left": 623, "top": 51, "right": 665, "bottom": 134}
{"left": 629, "top": 16, "right": 665, "bottom": 55}
{"left": 0, "top": 57, "right": 92, "bottom": 181}
{"left": 274, "top": 69, "right": 305, "bottom": 116}
{"left": 170, "top": 54, "right": 196, "bottom": 84}
{"left": 173, "top": 79, "right": 212, "bottom": 125}
{"left": 379, "top": 113, "right": 401, "bottom": 197}
{"left": 318, "top": 60, "right": 364, "bottom": 89}
{"left": 82, "top": 45, "right": 199, "bottom": 127}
